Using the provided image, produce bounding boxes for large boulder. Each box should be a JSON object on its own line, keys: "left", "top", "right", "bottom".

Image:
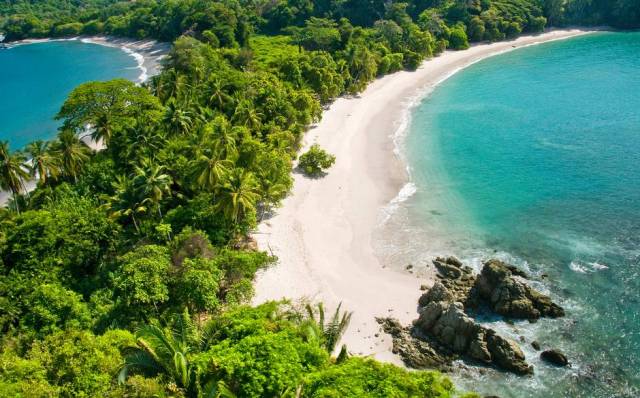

{"left": 418, "top": 282, "right": 454, "bottom": 307}
{"left": 475, "top": 260, "right": 565, "bottom": 319}
{"left": 485, "top": 330, "right": 533, "bottom": 375}
{"left": 541, "top": 349, "right": 569, "bottom": 367}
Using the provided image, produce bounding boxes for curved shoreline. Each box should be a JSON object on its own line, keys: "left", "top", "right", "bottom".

{"left": 8, "top": 35, "right": 169, "bottom": 83}
{"left": 252, "top": 28, "right": 599, "bottom": 363}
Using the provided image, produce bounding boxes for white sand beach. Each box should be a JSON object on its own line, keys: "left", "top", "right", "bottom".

{"left": 79, "top": 36, "right": 170, "bottom": 83}
{"left": 252, "top": 29, "right": 596, "bottom": 363}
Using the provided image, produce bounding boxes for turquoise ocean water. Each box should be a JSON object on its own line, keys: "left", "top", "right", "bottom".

{"left": 0, "top": 40, "right": 139, "bottom": 150}
{"left": 379, "top": 32, "right": 640, "bottom": 397}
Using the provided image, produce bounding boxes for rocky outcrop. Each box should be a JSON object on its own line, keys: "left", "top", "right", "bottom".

{"left": 377, "top": 318, "right": 453, "bottom": 370}
{"left": 381, "top": 257, "right": 568, "bottom": 376}
{"left": 431, "top": 257, "right": 476, "bottom": 305}
{"left": 415, "top": 286, "right": 533, "bottom": 375}
{"left": 474, "top": 259, "right": 565, "bottom": 320}
{"left": 541, "top": 349, "right": 569, "bottom": 366}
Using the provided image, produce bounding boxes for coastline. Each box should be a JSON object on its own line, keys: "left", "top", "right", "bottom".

{"left": 8, "top": 35, "right": 170, "bottom": 83}
{"left": 251, "top": 28, "right": 598, "bottom": 363}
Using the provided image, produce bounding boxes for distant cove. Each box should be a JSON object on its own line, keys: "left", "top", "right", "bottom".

{"left": 0, "top": 40, "right": 139, "bottom": 149}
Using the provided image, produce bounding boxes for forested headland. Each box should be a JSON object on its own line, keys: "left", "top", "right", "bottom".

{"left": 0, "top": 0, "right": 637, "bottom": 396}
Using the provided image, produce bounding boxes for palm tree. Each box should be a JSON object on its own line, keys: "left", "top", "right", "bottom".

{"left": 101, "top": 176, "right": 147, "bottom": 233}
{"left": 89, "top": 110, "right": 116, "bottom": 146}
{"left": 232, "top": 99, "right": 263, "bottom": 131}
{"left": 0, "top": 141, "right": 29, "bottom": 214}
{"left": 153, "top": 69, "right": 190, "bottom": 104}
{"left": 201, "top": 116, "right": 238, "bottom": 160}
{"left": 190, "top": 146, "right": 234, "bottom": 193}
{"left": 52, "top": 130, "right": 91, "bottom": 182}
{"left": 206, "top": 78, "right": 233, "bottom": 111}
{"left": 133, "top": 160, "right": 172, "bottom": 219}
{"left": 216, "top": 169, "right": 260, "bottom": 224}
{"left": 119, "top": 322, "right": 196, "bottom": 393}
{"left": 302, "top": 303, "right": 352, "bottom": 354}
{"left": 119, "top": 316, "right": 235, "bottom": 398}
{"left": 164, "top": 100, "right": 194, "bottom": 135}
{"left": 25, "top": 140, "right": 60, "bottom": 185}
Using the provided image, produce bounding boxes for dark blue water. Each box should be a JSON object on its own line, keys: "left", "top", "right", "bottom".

{"left": 0, "top": 40, "right": 139, "bottom": 150}
{"left": 391, "top": 32, "right": 639, "bottom": 397}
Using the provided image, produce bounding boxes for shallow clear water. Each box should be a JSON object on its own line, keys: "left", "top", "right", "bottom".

{"left": 0, "top": 40, "right": 139, "bottom": 150}
{"left": 381, "top": 32, "right": 640, "bottom": 397}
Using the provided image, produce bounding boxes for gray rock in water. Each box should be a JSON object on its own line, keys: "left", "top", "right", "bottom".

{"left": 475, "top": 259, "right": 565, "bottom": 319}
{"left": 541, "top": 349, "right": 569, "bottom": 367}
{"left": 485, "top": 330, "right": 533, "bottom": 375}
{"left": 415, "top": 286, "right": 533, "bottom": 375}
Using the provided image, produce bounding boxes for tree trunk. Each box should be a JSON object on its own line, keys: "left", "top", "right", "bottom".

{"left": 12, "top": 191, "right": 20, "bottom": 215}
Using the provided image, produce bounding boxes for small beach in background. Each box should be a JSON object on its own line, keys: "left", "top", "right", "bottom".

{"left": 0, "top": 37, "right": 169, "bottom": 205}
{"left": 252, "top": 29, "right": 595, "bottom": 364}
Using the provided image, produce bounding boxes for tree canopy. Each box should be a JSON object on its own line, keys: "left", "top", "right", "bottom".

{"left": 2, "top": 0, "right": 635, "bottom": 396}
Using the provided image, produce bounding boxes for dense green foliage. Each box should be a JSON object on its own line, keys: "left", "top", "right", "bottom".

{"left": 3, "top": 0, "right": 634, "bottom": 396}
{"left": 298, "top": 144, "right": 336, "bottom": 176}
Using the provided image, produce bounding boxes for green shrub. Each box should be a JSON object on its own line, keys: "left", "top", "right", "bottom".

{"left": 298, "top": 144, "right": 336, "bottom": 176}
{"left": 448, "top": 27, "right": 470, "bottom": 50}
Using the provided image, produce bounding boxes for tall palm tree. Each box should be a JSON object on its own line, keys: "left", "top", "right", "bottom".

{"left": 216, "top": 169, "right": 260, "bottom": 224}
{"left": 153, "top": 69, "right": 190, "bottom": 104}
{"left": 164, "top": 100, "right": 194, "bottom": 136}
{"left": 101, "top": 176, "right": 147, "bottom": 233}
{"left": 0, "top": 141, "right": 29, "bottom": 214}
{"left": 25, "top": 140, "right": 60, "bottom": 185}
{"left": 52, "top": 130, "right": 91, "bottom": 182}
{"left": 133, "top": 160, "right": 172, "bottom": 219}
{"left": 201, "top": 116, "right": 238, "bottom": 161}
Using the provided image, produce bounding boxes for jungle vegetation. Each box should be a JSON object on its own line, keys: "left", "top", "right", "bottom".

{"left": 1, "top": 0, "right": 637, "bottom": 396}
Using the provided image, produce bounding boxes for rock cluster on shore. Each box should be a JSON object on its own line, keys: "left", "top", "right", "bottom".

{"left": 379, "top": 257, "right": 567, "bottom": 375}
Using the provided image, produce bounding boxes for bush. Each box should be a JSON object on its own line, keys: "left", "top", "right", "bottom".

{"left": 303, "top": 357, "right": 455, "bottom": 397}
{"left": 298, "top": 144, "right": 336, "bottom": 176}
{"left": 53, "top": 22, "right": 83, "bottom": 36}
{"left": 448, "top": 26, "right": 470, "bottom": 50}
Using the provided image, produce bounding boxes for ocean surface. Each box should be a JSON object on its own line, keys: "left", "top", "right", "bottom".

{"left": 0, "top": 40, "right": 139, "bottom": 150}
{"left": 377, "top": 32, "right": 640, "bottom": 397}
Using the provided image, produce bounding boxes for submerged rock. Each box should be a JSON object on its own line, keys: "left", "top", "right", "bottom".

{"left": 541, "top": 349, "right": 569, "bottom": 367}
{"left": 531, "top": 341, "right": 541, "bottom": 351}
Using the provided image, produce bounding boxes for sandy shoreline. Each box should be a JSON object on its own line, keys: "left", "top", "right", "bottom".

{"left": 252, "top": 28, "right": 598, "bottom": 363}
